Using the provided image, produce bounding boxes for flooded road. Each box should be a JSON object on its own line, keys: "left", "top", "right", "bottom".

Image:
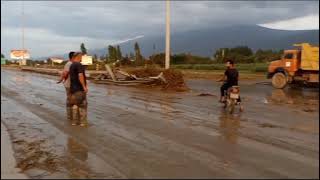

{"left": 1, "top": 68, "right": 319, "bottom": 178}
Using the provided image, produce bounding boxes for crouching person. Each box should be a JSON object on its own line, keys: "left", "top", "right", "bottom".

{"left": 69, "top": 52, "right": 88, "bottom": 127}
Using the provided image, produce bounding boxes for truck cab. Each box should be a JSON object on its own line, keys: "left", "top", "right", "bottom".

{"left": 268, "top": 50, "right": 301, "bottom": 78}
{"left": 267, "top": 43, "right": 319, "bottom": 89}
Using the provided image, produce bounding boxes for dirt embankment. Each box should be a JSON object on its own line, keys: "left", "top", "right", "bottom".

{"left": 126, "top": 67, "right": 189, "bottom": 91}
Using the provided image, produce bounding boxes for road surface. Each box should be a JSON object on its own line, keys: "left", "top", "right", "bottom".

{"left": 1, "top": 68, "right": 319, "bottom": 178}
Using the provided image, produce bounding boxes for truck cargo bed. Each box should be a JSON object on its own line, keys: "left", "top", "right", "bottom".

{"left": 294, "top": 43, "right": 319, "bottom": 71}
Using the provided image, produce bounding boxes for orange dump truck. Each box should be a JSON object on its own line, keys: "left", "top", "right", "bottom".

{"left": 267, "top": 43, "right": 319, "bottom": 88}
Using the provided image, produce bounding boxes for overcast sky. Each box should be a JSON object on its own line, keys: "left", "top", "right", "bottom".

{"left": 1, "top": 1, "right": 319, "bottom": 58}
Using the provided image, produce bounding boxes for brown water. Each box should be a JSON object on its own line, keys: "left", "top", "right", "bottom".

{"left": 1, "top": 68, "right": 319, "bottom": 178}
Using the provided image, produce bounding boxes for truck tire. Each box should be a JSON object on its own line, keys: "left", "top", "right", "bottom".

{"left": 272, "top": 72, "right": 287, "bottom": 89}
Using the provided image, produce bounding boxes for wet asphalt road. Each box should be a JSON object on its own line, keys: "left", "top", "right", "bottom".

{"left": 1, "top": 68, "right": 319, "bottom": 178}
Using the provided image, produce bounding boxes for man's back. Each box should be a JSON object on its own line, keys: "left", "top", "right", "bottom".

{"left": 225, "top": 68, "right": 239, "bottom": 86}
{"left": 69, "top": 62, "right": 86, "bottom": 93}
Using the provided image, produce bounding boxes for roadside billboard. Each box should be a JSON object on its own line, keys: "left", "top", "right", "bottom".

{"left": 10, "top": 50, "right": 30, "bottom": 60}
{"left": 81, "top": 55, "right": 93, "bottom": 65}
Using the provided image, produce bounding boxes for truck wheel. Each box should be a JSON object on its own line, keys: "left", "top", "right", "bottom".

{"left": 272, "top": 72, "right": 287, "bottom": 89}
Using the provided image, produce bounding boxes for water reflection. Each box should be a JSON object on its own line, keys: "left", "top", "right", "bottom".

{"left": 159, "top": 95, "right": 176, "bottom": 122}
{"left": 144, "top": 93, "right": 151, "bottom": 112}
{"left": 67, "top": 137, "right": 88, "bottom": 161}
{"left": 269, "top": 89, "right": 292, "bottom": 104}
{"left": 267, "top": 87, "right": 319, "bottom": 105}
{"left": 218, "top": 111, "right": 241, "bottom": 144}
{"left": 107, "top": 89, "right": 114, "bottom": 96}
{"left": 12, "top": 74, "right": 29, "bottom": 85}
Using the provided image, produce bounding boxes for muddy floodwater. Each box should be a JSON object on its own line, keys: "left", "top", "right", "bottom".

{"left": 1, "top": 68, "right": 319, "bottom": 179}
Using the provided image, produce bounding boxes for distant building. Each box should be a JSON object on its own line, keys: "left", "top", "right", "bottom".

{"left": 49, "top": 57, "right": 65, "bottom": 64}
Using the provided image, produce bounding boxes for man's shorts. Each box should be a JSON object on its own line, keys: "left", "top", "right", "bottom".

{"left": 70, "top": 91, "right": 87, "bottom": 108}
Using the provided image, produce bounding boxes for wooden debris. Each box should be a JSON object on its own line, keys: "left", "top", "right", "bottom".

{"left": 93, "top": 65, "right": 156, "bottom": 86}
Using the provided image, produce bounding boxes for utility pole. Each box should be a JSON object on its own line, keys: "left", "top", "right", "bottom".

{"left": 20, "top": 0, "right": 25, "bottom": 66}
{"left": 165, "top": 0, "right": 170, "bottom": 69}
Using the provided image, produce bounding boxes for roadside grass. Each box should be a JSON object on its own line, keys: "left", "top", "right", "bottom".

{"left": 172, "top": 63, "right": 269, "bottom": 73}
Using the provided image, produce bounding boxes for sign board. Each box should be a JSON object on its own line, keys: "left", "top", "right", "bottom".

{"left": 10, "top": 50, "right": 30, "bottom": 60}
{"left": 81, "top": 55, "right": 93, "bottom": 65}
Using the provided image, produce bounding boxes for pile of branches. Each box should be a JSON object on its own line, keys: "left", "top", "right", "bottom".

{"left": 126, "top": 67, "right": 188, "bottom": 91}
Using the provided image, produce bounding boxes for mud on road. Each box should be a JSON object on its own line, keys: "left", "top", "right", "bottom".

{"left": 1, "top": 68, "right": 319, "bottom": 178}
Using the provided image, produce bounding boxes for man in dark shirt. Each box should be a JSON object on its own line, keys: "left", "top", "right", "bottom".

{"left": 69, "top": 52, "right": 88, "bottom": 127}
{"left": 218, "top": 60, "right": 239, "bottom": 103}
{"left": 57, "top": 51, "right": 75, "bottom": 123}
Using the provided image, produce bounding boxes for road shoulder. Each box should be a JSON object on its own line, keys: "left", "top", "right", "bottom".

{"left": 1, "top": 122, "right": 29, "bottom": 179}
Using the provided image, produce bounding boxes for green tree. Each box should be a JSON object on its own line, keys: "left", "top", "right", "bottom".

{"left": 80, "top": 43, "right": 87, "bottom": 54}
{"left": 230, "top": 46, "right": 253, "bottom": 56}
{"left": 108, "top": 45, "right": 117, "bottom": 62}
{"left": 254, "top": 49, "right": 282, "bottom": 63}
{"left": 93, "top": 54, "right": 98, "bottom": 63}
{"left": 5, "top": 60, "right": 12, "bottom": 65}
{"left": 150, "top": 53, "right": 165, "bottom": 67}
{"left": 134, "top": 42, "right": 144, "bottom": 66}
{"left": 213, "top": 48, "right": 229, "bottom": 63}
{"left": 100, "top": 55, "right": 106, "bottom": 61}
{"left": 1, "top": 53, "right": 5, "bottom": 58}
{"left": 116, "top": 45, "right": 122, "bottom": 60}
{"left": 213, "top": 46, "right": 255, "bottom": 63}
{"left": 129, "top": 52, "right": 135, "bottom": 60}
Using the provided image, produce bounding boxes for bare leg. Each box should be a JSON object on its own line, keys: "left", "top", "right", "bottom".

{"left": 66, "top": 87, "right": 73, "bottom": 122}
{"left": 79, "top": 107, "right": 88, "bottom": 127}
{"left": 66, "top": 107, "right": 73, "bottom": 121}
{"left": 79, "top": 95, "right": 88, "bottom": 127}
{"left": 71, "top": 105, "right": 79, "bottom": 125}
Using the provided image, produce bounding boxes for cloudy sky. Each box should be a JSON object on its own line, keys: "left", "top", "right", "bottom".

{"left": 1, "top": 1, "right": 319, "bottom": 58}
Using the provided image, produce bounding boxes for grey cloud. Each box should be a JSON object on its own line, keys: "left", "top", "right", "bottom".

{"left": 2, "top": 1, "right": 165, "bottom": 39}
{"left": 2, "top": 1, "right": 318, "bottom": 38}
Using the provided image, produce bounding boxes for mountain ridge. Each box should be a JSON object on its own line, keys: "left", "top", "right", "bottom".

{"left": 36, "top": 25, "right": 319, "bottom": 60}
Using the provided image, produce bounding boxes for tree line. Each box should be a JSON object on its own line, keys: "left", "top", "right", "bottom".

{"left": 2, "top": 44, "right": 284, "bottom": 67}
{"left": 148, "top": 46, "right": 283, "bottom": 66}
{"left": 93, "top": 43, "right": 283, "bottom": 67}
{"left": 213, "top": 46, "right": 283, "bottom": 64}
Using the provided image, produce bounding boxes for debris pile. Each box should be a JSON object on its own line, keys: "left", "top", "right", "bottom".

{"left": 126, "top": 67, "right": 162, "bottom": 78}
{"left": 162, "top": 69, "right": 188, "bottom": 91}
{"left": 93, "top": 65, "right": 188, "bottom": 91}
